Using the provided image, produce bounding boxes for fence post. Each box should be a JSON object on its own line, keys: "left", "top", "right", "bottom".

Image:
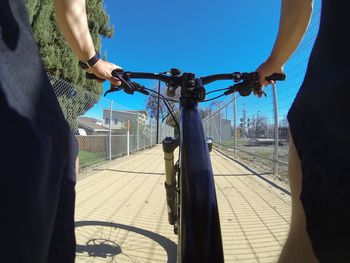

{"left": 219, "top": 109, "right": 222, "bottom": 151}
{"left": 211, "top": 113, "right": 214, "bottom": 139}
{"left": 137, "top": 113, "right": 140, "bottom": 151}
{"left": 127, "top": 120, "right": 130, "bottom": 156}
{"left": 272, "top": 83, "right": 279, "bottom": 175}
{"left": 109, "top": 100, "right": 113, "bottom": 162}
{"left": 233, "top": 93, "right": 237, "bottom": 156}
{"left": 150, "top": 119, "right": 152, "bottom": 146}
{"left": 212, "top": 113, "right": 219, "bottom": 146}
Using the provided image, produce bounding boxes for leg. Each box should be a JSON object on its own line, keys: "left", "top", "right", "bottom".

{"left": 47, "top": 177, "right": 76, "bottom": 263}
{"left": 278, "top": 130, "right": 318, "bottom": 263}
{"left": 47, "top": 133, "right": 78, "bottom": 263}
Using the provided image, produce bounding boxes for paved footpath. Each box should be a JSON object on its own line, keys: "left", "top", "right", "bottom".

{"left": 75, "top": 146, "right": 291, "bottom": 263}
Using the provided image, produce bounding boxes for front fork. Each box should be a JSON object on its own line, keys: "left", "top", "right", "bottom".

{"left": 162, "top": 137, "right": 179, "bottom": 227}
{"left": 162, "top": 136, "right": 212, "bottom": 231}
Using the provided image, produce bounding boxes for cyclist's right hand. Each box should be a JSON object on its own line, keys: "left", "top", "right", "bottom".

{"left": 256, "top": 59, "right": 284, "bottom": 87}
{"left": 87, "top": 59, "right": 122, "bottom": 86}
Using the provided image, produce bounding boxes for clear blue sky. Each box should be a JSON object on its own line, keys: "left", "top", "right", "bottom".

{"left": 85, "top": 0, "right": 321, "bottom": 122}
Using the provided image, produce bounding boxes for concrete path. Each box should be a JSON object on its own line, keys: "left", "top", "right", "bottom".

{"left": 75, "top": 146, "right": 291, "bottom": 262}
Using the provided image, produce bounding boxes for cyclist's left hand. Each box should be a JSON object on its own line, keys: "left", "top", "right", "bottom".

{"left": 86, "top": 59, "right": 122, "bottom": 86}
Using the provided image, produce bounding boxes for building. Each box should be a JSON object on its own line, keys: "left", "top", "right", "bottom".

{"left": 77, "top": 117, "right": 109, "bottom": 135}
{"left": 102, "top": 109, "right": 148, "bottom": 130}
{"left": 279, "top": 127, "right": 289, "bottom": 141}
{"left": 206, "top": 114, "right": 232, "bottom": 142}
{"left": 221, "top": 119, "right": 232, "bottom": 141}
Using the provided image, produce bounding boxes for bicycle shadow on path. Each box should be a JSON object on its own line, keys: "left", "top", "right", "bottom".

{"left": 75, "top": 220, "right": 177, "bottom": 262}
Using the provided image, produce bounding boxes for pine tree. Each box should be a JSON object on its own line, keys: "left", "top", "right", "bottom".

{"left": 24, "top": 0, "right": 114, "bottom": 130}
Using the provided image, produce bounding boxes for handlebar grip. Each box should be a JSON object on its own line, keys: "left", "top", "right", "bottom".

{"left": 103, "top": 84, "right": 122, "bottom": 97}
{"left": 266, "top": 73, "right": 286, "bottom": 81}
{"left": 111, "top": 68, "right": 124, "bottom": 78}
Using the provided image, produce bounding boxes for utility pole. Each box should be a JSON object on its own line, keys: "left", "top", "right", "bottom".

{"left": 137, "top": 113, "right": 140, "bottom": 151}
{"left": 233, "top": 93, "right": 237, "bottom": 156}
{"left": 127, "top": 120, "right": 130, "bottom": 156}
{"left": 219, "top": 111, "right": 221, "bottom": 150}
{"left": 272, "top": 83, "right": 279, "bottom": 175}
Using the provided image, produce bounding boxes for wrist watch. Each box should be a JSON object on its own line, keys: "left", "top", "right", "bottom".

{"left": 78, "top": 50, "right": 100, "bottom": 70}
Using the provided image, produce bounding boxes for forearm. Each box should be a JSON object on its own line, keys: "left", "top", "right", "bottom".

{"left": 53, "top": 0, "right": 95, "bottom": 61}
{"left": 268, "top": 0, "right": 313, "bottom": 67}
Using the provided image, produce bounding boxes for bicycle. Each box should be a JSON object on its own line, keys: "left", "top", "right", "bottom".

{"left": 98, "top": 68, "right": 285, "bottom": 262}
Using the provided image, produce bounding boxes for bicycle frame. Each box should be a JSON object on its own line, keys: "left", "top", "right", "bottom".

{"left": 105, "top": 68, "right": 285, "bottom": 263}
{"left": 178, "top": 97, "right": 224, "bottom": 262}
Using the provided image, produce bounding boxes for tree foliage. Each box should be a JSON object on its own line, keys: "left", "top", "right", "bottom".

{"left": 199, "top": 107, "right": 212, "bottom": 119}
{"left": 24, "top": 0, "right": 113, "bottom": 129}
{"left": 146, "top": 84, "right": 175, "bottom": 122}
{"left": 248, "top": 115, "right": 268, "bottom": 138}
{"left": 24, "top": 0, "right": 113, "bottom": 93}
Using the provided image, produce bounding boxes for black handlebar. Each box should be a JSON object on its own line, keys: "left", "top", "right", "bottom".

{"left": 111, "top": 71, "right": 171, "bottom": 83}
{"left": 200, "top": 73, "right": 238, "bottom": 85}
{"left": 85, "top": 68, "right": 286, "bottom": 99}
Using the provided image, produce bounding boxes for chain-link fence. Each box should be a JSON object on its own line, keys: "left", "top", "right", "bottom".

{"left": 49, "top": 4, "right": 320, "bottom": 176}
{"left": 50, "top": 76, "right": 174, "bottom": 170}
{"left": 202, "top": 6, "right": 321, "bottom": 181}
{"left": 49, "top": 75, "right": 100, "bottom": 132}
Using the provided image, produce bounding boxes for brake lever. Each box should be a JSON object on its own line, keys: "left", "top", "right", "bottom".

{"left": 89, "top": 68, "right": 149, "bottom": 97}
{"left": 104, "top": 68, "right": 127, "bottom": 97}
{"left": 224, "top": 80, "right": 267, "bottom": 97}
{"left": 85, "top": 71, "right": 122, "bottom": 96}
{"left": 224, "top": 81, "right": 254, "bottom": 97}
{"left": 253, "top": 87, "right": 267, "bottom": 97}
{"left": 103, "top": 84, "right": 123, "bottom": 97}
{"left": 253, "top": 81, "right": 267, "bottom": 97}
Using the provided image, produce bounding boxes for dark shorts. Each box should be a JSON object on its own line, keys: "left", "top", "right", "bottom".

{"left": 287, "top": 72, "right": 350, "bottom": 262}
{"left": 0, "top": 1, "right": 77, "bottom": 262}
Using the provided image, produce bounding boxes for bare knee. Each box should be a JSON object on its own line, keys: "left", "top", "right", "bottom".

{"left": 75, "top": 156, "right": 80, "bottom": 175}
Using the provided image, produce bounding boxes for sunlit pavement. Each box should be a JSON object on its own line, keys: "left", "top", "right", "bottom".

{"left": 75, "top": 145, "right": 291, "bottom": 262}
